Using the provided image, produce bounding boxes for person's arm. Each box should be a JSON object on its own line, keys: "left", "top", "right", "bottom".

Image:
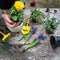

{"left": 0, "top": 0, "right": 23, "bottom": 28}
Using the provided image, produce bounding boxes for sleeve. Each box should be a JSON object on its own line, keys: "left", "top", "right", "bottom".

{"left": 0, "top": 13, "right": 5, "bottom": 26}
{"left": 0, "top": 13, "right": 2, "bottom": 19}
{"left": 0, "top": 13, "right": 10, "bottom": 32}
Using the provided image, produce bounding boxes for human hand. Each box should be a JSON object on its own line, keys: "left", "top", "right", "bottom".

{"left": 2, "top": 14, "right": 20, "bottom": 28}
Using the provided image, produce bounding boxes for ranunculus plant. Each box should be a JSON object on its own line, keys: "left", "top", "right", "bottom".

{"left": 9, "top": 1, "right": 24, "bottom": 22}
{"left": 45, "top": 9, "right": 58, "bottom": 34}
{"left": 31, "top": 9, "right": 43, "bottom": 23}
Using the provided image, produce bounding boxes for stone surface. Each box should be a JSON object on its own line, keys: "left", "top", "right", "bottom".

{"left": 0, "top": 8, "right": 60, "bottom": 60}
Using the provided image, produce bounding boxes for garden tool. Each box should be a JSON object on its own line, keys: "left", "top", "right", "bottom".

{"left": 26, "top": 18, "right": 30, "bottom": 25}
{"left": 18, "top": 27, "right": 37, "bottom": 48}
{"left": 0, "top": 31, "right": 11, "bottom": 42}
{"left": 20, "top": 27, "right": 37, "bottom": 44}
{"left": 14, "top": 43, "right": 30, "bottom": 52}
{"left": 21, "top": 18, "right": 31, "bottom": 35}
{"left": 22, "top": 38, "right": 39, "bottom": 52}
{"left": 14, "top": 40, "right": 39, "bottom": 53}
{"left": 22, "top": 33, "right": 46, "bottom": 52}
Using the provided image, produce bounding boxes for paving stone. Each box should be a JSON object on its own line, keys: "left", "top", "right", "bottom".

{"left": 0, "top": 8, "right": 60, "bottom": 60}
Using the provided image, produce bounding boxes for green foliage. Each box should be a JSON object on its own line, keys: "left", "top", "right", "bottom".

{"left": 45, "top": 18, "right": 58, "bottom": 32}
{"left": 12, "top": 16, "right": 18, "bottom": 22}
{"left": 9, "top": 6, "right": 24, "bottom": 22}
{"left": 26, "top": 38, "right": 39, "bottom": 49}
{"left": 31, "top": 9, "right": 43, "bottom": 23}
{"left": 23, "top": 33, "right": 32, "bottom": 44}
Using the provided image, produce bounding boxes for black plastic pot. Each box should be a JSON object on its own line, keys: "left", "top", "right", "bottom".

{"left": 46, "top": 29, "right": 53, "bottom": 34}
{"left": 32, "top": 18, "right": 37, "bottom": 23}
{"left": 50, "top": 36, "right": 60, "bottom": 49}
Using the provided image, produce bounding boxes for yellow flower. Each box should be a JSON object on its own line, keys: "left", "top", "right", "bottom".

{"left": 14, "top": 1, "right": 24, "bottom": 11}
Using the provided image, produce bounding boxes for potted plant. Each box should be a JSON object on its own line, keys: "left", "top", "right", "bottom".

{"left": 7, "top": 1, "right": 25, "bottom": 32}
{"left": 31, "top": 9, "right": 43, "bottom": 23}
{"left": 45, "top": 9, "right": 58, "bottom": 34}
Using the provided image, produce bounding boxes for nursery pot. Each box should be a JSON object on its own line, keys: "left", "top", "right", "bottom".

{"left": 32, "top": 18, "right": 37, "bottom": 23}
{"left": 46, "top": 29, "right": 53, "bottom": 34}
{"left": 7, "top": 22, "right": 23, "bottom": 32}
{"left": 50, "top": 36, "right": 60, "bottom": 49}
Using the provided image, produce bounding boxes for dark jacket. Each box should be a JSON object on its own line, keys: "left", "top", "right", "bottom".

{"left": 0, "top": 0, "right": 16, "bottom": 9}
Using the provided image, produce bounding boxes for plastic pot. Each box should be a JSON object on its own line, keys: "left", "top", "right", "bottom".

{"left": 50, "top": 36, "right": 60, "bottom": 49}
{"left": 7, "top": 22, "right": 23, "bottom": 32}
{"left": 46, "top": 29, "right": 53, "bottom": 34}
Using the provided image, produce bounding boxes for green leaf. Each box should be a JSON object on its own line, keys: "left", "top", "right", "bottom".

{"left": 12, "top": 16, "right": 18, "bottom": 22}
{"left": 26, "top": 39, "right": 39, "bottom": 49}
{"left": 18, "top": 13, "right": 23, "bottom": 19}
{"left": 23, "top": 33, "right": 32, "bottom": 44}
{"left": 9, "top": 6, "right": 17, "bottom": 15}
